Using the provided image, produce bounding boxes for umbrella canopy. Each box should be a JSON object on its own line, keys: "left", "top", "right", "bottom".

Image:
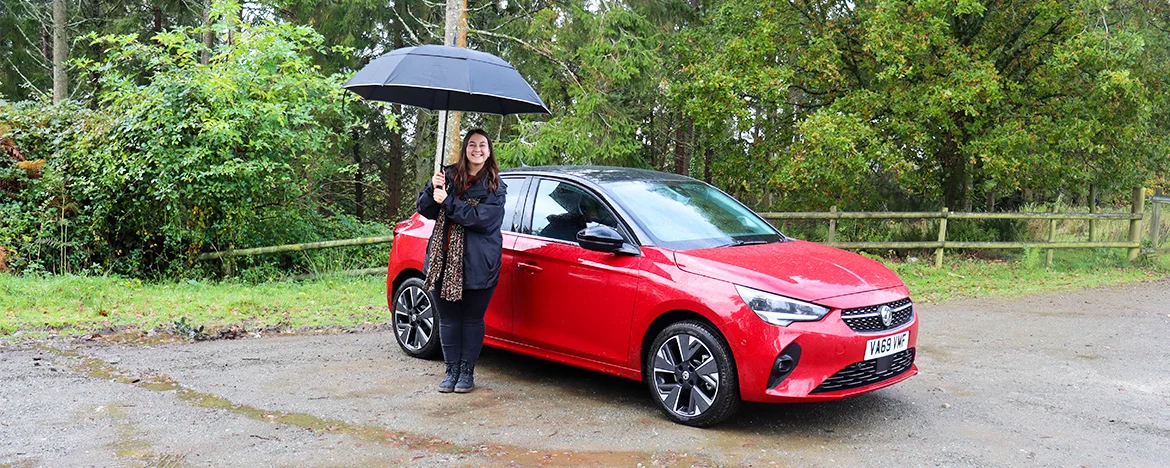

{"left": 343, "top": 45, "right": 551, "bottom": 115}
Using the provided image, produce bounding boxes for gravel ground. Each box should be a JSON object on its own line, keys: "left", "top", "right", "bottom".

{"left": 2, "top": 279, "right": 1168, "bottom": 467}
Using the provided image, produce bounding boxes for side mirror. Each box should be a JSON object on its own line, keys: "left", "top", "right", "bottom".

{"left": 576, "top": 225, "right": 625, "bottom": 253}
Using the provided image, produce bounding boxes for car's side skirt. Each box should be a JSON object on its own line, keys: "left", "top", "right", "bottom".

{"left": 484, "top": 335, "right": 643, "bottom": 381}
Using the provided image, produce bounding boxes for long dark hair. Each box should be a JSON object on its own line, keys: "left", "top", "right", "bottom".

{"left": 448, "top": 128, "right": 499, "bottom": 193}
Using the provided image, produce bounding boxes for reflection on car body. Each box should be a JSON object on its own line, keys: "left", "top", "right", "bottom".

{"left": 387, "top": 165, "right": 918, "bottom": 427}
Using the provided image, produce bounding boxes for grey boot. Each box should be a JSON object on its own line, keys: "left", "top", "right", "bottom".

{"left": 454, "top": 361, "right": 475, "bottom": 393}
{"left": 438, "top": 362, "right": 460, "bottom": 393}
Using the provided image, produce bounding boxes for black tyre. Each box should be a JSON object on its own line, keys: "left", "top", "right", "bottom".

{"left": 645, "top": 320, "right": 740, "bottom": 427}
{"left": 391, "top": 277, "right": 441, "bottom": 359}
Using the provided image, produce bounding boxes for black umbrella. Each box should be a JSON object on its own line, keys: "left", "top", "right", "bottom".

{"left": 344, "top": 45, "right": 551, "bottom": 170}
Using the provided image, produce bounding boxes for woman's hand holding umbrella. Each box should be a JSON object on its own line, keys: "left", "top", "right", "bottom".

{"left": 431, "top": 171, "right": 448, "bottom": 204}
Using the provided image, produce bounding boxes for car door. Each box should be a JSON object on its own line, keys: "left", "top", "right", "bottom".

{"left": 483, "top": 175, "right": 528, "bottom": 341}
{"left": 510, "top": 178, "right": 643, "bottom": 366}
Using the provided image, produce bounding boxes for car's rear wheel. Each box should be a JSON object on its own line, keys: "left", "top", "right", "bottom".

{"left": 391, "top": 277, "right": 440, "bottom": 359}
{"left": 645, "top": 320, "right": 740, "bottom": 427}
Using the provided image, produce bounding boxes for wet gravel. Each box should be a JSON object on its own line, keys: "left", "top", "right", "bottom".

{"left": 2, "top": 279, "right": 1168, "bottom": 466}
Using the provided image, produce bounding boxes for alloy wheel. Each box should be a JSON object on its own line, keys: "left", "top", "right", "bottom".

{"left": 394, "top": 284, "right": 434, "bottom": 352}
{"left": 651, "top": 333, "right": 721, "bottom": 417}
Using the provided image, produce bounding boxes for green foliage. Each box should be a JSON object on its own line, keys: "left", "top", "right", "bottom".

{"left": 1, "top": 10, "right": 371, "bottom": 277}
{"left": 5, "top": 0, "right": 1170, "bottom": 283}
{"left": 498, "top": 4, "right": 664, "bottom": 168}
{"left": 674, "top": 0, "right": 1170, "bottom": 210}
{"left": 172, "top": 316, "right": 208, "bottom": 341}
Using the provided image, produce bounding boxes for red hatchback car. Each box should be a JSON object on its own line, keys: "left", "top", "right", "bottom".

{"left": 387, "top": 166, "right": 918, "bottom": 426}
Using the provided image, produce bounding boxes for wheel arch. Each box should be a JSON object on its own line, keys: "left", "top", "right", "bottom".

{"left": 638, "top": 309, "right": 735, "bottom": 380}
{"left": 389, "top": 268, "right": 424, "bottom": 304}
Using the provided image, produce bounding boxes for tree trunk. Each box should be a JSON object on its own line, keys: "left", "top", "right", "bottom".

{"left": 201, "top": 0, "right": 213, "bottom": 65}
{"left": 227, "top": 4, "right": 242, "bottom": 46}
{"left": 386, "top": 104, "right": 404, "bottom": 219}
{"left": 52, "top": 0, "right": 68, "bottom": 103}
{"left": 82, "top": 0, "right": 102, "bottom": 95}
{"left": 673, "top": 119, "right": 692, "bottom": 175}
{"left": 153, "top": 6, "right": 163, "bottom": 33}
{"left": 42, "top": 24, "right": 51, "bottom": 65}
{"left": 647, "top": 111, "right": 657, "bottom": 169}
{"left": 383, "top": 24, "right": 406, "bottom": 219}
{"left": 434, "top": 0, "right": 469, "bottom": 173}
{"left": 704, "top": 144, "right": 713, "bottom": 184}
{"left": 352, "top": 129, "right": 364, "bottom": 220}
{"left": 940, "top": 114, "right": 969, "bottom": 209}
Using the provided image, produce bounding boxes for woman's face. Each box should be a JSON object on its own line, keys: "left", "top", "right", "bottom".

{"left": 465, "top": 134, "right": 490, "bottom": 168}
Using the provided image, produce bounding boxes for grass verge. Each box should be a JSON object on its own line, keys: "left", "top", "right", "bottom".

{"left": 2, "top": 250, "right": 1167, "bottom": 341}
{"left": 0, "top": 273, "right": 387, "bottom": 340}
{"left": 882, "top": 248, "right": 1170, "bottom": 303}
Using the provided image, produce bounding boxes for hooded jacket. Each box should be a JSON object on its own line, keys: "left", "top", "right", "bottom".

{"left": 415, "top": 169, "right": 507, "bottom": 290}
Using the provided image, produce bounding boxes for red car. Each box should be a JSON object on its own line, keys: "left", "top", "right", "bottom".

{"left": 387, "top": 166, "right": 918, "bottom": 426}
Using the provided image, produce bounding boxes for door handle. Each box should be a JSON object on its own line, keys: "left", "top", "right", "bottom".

{"left": 517, "top": 262, "right": 543, "bottom": 273}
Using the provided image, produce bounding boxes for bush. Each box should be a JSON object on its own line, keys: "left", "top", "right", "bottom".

{"left": 1, "top": 15, "right": 372, "bottom": 278}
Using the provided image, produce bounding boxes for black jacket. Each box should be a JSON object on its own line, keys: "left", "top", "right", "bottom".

{"left": 416, "top": 170, "right": 507, "bottom": 290}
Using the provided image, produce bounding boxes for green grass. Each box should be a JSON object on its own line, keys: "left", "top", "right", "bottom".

{"left": 1, "top": 250, "right": 1167, "bottom": 340}
{"left": 883, "top": 248, "right": 1170, "bottom": 303}
{"left": 0, "top": 273, "right": 388, "bottom": 339}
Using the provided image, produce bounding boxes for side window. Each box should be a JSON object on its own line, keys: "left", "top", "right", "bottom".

{"left": 530, "top": 180, "right": 621, "bottom": 243}
{"left": 500, "top": 177, "right": 525, "bottom": 232}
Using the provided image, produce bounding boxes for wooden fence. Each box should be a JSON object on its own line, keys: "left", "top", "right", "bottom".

{"left": 1149, "top": 190, "right": 1169, "bottom": 256}
{"left": 195, "top": 235, "right": 394, "bottom": 276}
{"left": 197, "top": 188, "right": 1159, "bottom": 275}
{"left": 760, "top": 188, "right": 1147, "bottom": 267}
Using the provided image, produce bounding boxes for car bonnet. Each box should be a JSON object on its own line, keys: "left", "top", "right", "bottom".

{"left": 671, "top": 239, "right": 905, "bottom": 303}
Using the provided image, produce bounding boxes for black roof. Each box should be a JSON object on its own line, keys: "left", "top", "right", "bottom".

{"left": 500, "top": 165, "right": 698, "bottom": 185}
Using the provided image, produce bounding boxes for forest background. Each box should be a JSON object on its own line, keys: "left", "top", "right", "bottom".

{"left": 2, "top": 0, "right": 1169, "bottom": 280}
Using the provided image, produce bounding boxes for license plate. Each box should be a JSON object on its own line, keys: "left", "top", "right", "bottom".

{"left": 864, "top": 331, "right": 909, "bottom": 360}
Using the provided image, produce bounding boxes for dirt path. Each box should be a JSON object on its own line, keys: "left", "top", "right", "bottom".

{"left": 3, "top": 279, "right": 1168, "bottom": 467}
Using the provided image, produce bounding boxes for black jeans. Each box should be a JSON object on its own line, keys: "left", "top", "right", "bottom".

{"left": 435, "top": 286, "right": 495, "bottom": 366}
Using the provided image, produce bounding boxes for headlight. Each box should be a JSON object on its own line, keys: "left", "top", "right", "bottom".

{"left": 735, "top": 285, "right": 830, "bottom": 326}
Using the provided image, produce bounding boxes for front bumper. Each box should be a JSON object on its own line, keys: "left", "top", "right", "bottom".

{"left": 733, "top": 288, "right": 919, "bottom": 403}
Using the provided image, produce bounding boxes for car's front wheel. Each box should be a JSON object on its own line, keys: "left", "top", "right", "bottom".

{"left": 645, "top": 320, "right": 740, "bottom": 427}
{"left": 391, "top": 277, "right": 441, "bottom": 359}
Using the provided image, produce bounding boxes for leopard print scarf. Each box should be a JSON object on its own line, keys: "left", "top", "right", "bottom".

{"left": 422, "top": 198, "right": 481, "bottom": 301}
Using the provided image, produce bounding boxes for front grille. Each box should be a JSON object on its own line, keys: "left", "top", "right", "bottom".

{"left": 841, "top": 298, "right": 913, "bottom": 332}
{"left": 811, "top": 348, "right": 915, "bottom": 394}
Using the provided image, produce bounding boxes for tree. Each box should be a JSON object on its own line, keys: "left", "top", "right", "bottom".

{"left": 1, "top": 7, "right": 362, "bottom": 275}
{"left": 51, "top": 0, "right": 67, "bottom": 102}
{"left": 674, "top": 0, "right": 1169, "bottom": 210}
{"left": 494, "top": 2, "right": 667, "bottom": 168}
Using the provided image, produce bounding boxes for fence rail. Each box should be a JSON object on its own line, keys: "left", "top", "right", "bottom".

{"left": 195, "top": 235, "right": 395, "bottom": 260}
{"left": 198, "top": 188, "right": 1161, "bottom": 276}
{"left": 1150, "top": 189, "right": 1168, "bottom": 255}
{"left": 196, "top": 235, "right": 395, "bottom": 276}
{"left": 760, "top": 188, "right": 1149, "bottom": 267}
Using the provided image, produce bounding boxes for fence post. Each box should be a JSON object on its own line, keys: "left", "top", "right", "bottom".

{"left": 1046, "top": 205, "right": 1057, "bottom": 267}
{"left": 1089, "top": 185, "right": 1098, "bottom": 242}
{"left": 1128, "top": 187, "right": 1145, "bottom": 261}
{"left": 1152, "top": 189, "right": 1163, "bottom": 250}
{"left": 828, "top": 206, "right": 837, "bottom": 243}
{"left": 935, "top": 207, "right": 948, "bottom": 268}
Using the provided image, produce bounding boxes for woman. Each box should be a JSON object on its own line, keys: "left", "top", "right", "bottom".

{"left": 415, "top": 129, "right": 506, "bottom": 394}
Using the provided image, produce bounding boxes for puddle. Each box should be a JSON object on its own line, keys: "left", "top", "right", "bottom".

{"left": 42, "top": 346, "right": 702, "bottom": 466}
{"left": 96, "top": 405, "right": 189, "bottom": 467}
